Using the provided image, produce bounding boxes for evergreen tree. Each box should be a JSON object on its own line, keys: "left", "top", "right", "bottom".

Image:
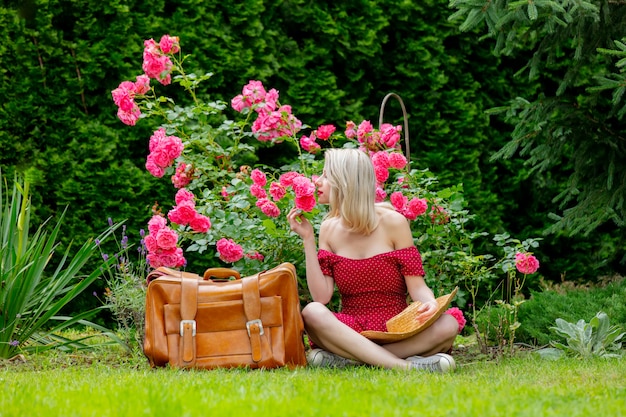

{"left": 449, "top": 1, "right": 626, "bottom": 240}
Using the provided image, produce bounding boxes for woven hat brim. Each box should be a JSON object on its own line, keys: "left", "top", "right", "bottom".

{"left": 360, "top": 287, "right": 458, "bottom": 344}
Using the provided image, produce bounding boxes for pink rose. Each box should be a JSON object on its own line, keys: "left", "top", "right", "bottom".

{"left": 388, "top": 152, "right": 407, "bottom": 169}
{"left": 264, "top": 88, "right": 279, "bottom": 112}
{"left": 168, "top": 201, "right": 197, "bottom": 225}
{"left": 295, "top": 194, "right": 316, "bottom": 212}
{"left": 407, "top": 198, "right": 428, "bottom": 217}
{"left": 147, "top": 215, "right": 167, "bottom": 234}
{"left": 390, "top": 192, "right": 408, "bottom": 211}
{"left": 291, "top": 176, "right": 315, "bottom": 197}
{"left": 246, "top": 251, "right": 265, "bottom": 261}
{"left": 142, "top": 53, "right": 173, "bottom": 85}
{"left": 146, "top": 129, "right": 184, "bottom": 171}
{"left": 171, "top": 162, "right": 192, "bottom": 188}
{"left": 251, "top": 113, "right": 275, "bottom": 142}
{"left": 216, "top": 238, "right": 244, "bottom": 263}
{"left": 515, "top": 252, "right": 540, "bottom": 275}
{"left": 149, "top": 127, "right": 166, "bottom": 152}
{"left": 190, "top": 213, "right": 211, "bottom": 233}
{"left": 253, "top": 105, "right": 301, "bottom": 142}
{"left": 145, "top": 155, "right": 165, "bottom": 178}
{"left": 256, "top": 199, "right": 280, "bottom": 217}
{"left": 279, "top": 171, "right": 300, "bottom": 187}
{"left": 162, "top": 135, "right": 184, "bottom": 160}
{"left": 371, "top": 151, "right": 390, "bottom": 169}
{"left": 250, "top": 169, "right": 267, "bottom": 186}
{"left": 151, "top": 247, "right": 185, "bottom": 269}
{"left": 231, "top": 94, "right": 247, "bottom": 112}
{"left": 315, "top": 124, "right": 336, "bottom": 140}
{"left": 174, "top": 248, "right": 186, "bottom": 267}
{"left": 445, "top": 307, "right": 466, "bottom": 334}
{"left": 402, "top": 197, "right": 428, "bottom": 220}
{"left": 146, "top": 252, "right": 163, "bottom": 269}
{"left": 143, "top": 39, "right": 159, "bottom": 56}
{"left": 175, "top": 188, "right": 195, "bottom": 205}
{"left": 374, "top": 165, "right": 389, "bottom": 183}
{"left": 242, "top": 80, "right": 266, "bottom": 104}
{"left": 111, "top": 81, "right": 135, "bottom": 111}
{"left": 155, "top": 227, "right": 178, "bottom": 250}
{"left": 380, "top": 123, "right": 401, "bottom": 148}
{"left": 345, "top": 121, "right": 357, "bottom": 139}
{"left": 159, "top": 34, "right": 180, "bottom": 54}
{"left": 134, "top": 74, "right": 151, "bottom": 95}
{"left": 144, "top": 233, "right": 158, "bottom": 253}
{"left": 357, "top": 120, "right": 373, "bottom": 143}
{"left": 150, "top": 148, "right": 173, "bottom": 168}
{"left": 300, "top": 135, "right": 321, "bottom": 153}
{"left": 117, "top": 106, "right": 141, "bottom": 126}
{"left": 269, "top": 182, "right": 286, "bottom": 201}
{"left": 281, "top": 106, "right": 302, "bottom": 135}
{"left": 375, "top": 187, "right": 387, "bottom": 203}
{"left": 250, "top": 184, "right": 267, "bottom": 199}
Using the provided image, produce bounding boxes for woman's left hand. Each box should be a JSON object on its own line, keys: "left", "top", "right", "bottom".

{"left": 415, "top": 300, "right": 438, "bottom": 323}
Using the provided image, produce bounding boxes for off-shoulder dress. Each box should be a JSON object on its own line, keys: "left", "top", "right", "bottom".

{"left": 317, "top": 246, "right": 425, "bottom": 334}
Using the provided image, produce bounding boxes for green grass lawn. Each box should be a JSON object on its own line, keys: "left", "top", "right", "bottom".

{"left": 2, "top": 351, "right": 625, "bottom": 417}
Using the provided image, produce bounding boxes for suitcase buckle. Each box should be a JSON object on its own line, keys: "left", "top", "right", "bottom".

{"left": 246, "top": 319, "right": 264, "bottom": 336}
{"left": 180, "top": 319, "right": 197, "bottom": 337}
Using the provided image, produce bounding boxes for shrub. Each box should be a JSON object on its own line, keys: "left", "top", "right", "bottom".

{"left": 516, "top": 277, "right": 626, "bottom": 346}
{"left": 110, "top": 34, "right": 486, "bottom": 300}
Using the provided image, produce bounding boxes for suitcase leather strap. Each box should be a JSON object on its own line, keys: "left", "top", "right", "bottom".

{"left": 242, "top": 276, "right": 270, "bottom": 364}
{"left": 179, "top": 277, "right": 198, "bottom": 368}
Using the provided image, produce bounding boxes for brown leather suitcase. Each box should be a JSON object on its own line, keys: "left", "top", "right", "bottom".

{"left": 143, "top": 262, "right": 307, "bottom": 369}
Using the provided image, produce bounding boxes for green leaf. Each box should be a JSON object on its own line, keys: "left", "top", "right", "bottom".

{"left": 535, "top": 347, "right": 565, "bottom": 360}
{"left": 262, "top": 219, "right": 278, "bottom": 236}
{"left": 459, "top": 9, "right": 485, "bottom": 33}
{"left": 527, "top": 2, "right": 538, "bottom": 20}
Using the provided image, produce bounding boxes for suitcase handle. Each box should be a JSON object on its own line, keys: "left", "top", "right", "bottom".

{"left": 203, "top": 267, "right": 241, "bottom": 281}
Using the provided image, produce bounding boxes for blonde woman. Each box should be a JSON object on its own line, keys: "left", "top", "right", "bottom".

{"left": 287, "top": 148, "right": 460, "bottom": 372}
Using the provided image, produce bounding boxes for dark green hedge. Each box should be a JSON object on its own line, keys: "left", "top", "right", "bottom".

{"left": 1, "top": 0, "right": 623, "bottom": 300}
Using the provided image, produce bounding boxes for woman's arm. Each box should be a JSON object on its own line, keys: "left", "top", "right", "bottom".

{"left": 384, "top": 209, "right": 439, "bottom": 317}
{"left": 406, "top": 275, "right": 437, "bottom": 313}
{"left": 287, "top": 208, "right": 335, "bottom": 304}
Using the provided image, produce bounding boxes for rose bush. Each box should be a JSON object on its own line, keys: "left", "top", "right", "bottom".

{"left": 111, "top": 35, "right": 538, "bottom": 308}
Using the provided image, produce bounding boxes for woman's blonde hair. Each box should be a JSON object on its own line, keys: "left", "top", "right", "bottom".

{"left": 324, "top": 148, "right": 378, "bottom": 234}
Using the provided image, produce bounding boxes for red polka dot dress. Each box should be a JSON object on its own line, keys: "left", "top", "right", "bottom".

{"left": 318, "top": 246, "right": 425, "bottom": 334}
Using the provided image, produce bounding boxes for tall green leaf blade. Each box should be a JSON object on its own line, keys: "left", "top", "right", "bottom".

{"left": 0, "top": 173, "right": 123, "bottom": 358}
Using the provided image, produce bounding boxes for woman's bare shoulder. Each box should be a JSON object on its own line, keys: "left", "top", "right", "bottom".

{"left": 376, "top": 205, "right": 413, "bottom": 247}
{"left": 376, "top": 204, "right": 409, "bottom": 227}
{"left": 319, "top": 216, "right": 341, "bottom": 232}
{"left": 318, "top": 217, "right": 342, "bottom": 251}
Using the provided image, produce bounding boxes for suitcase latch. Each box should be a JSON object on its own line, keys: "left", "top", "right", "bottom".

{"left": 180, "top": 319, "right": 197, "bottom": 337}
{"left": 246, "top": 319, "right": 264, "bottom": 336}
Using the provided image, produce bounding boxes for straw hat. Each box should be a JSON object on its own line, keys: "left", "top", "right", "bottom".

{"left": 360, "top": 287, "right": 458, "bottom": 344}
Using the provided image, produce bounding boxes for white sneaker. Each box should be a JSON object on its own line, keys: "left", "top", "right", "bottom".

{"left": 306, "top": 348, "right": 361, "bottom": 368}
{"left": 406, "top": 353, "right": 456, "bottom": 373}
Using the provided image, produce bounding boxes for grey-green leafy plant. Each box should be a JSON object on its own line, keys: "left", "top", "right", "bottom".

{"left": 536, "top": 312, "right": 625, "bottom": 360}
{"left": 97, "top": 222, "right": 149, "bottom": 350}
{"left": 0, "top": 173, "right": 124, "bottom": 359}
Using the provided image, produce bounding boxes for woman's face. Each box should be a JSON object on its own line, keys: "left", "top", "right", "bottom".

{"left": 315, "top": 171, "right": 331, "bottom": 205}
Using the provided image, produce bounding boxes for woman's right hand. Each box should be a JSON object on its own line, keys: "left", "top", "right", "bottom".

{"left": 287, "top": 207, "right": 314, "bottom": 240}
